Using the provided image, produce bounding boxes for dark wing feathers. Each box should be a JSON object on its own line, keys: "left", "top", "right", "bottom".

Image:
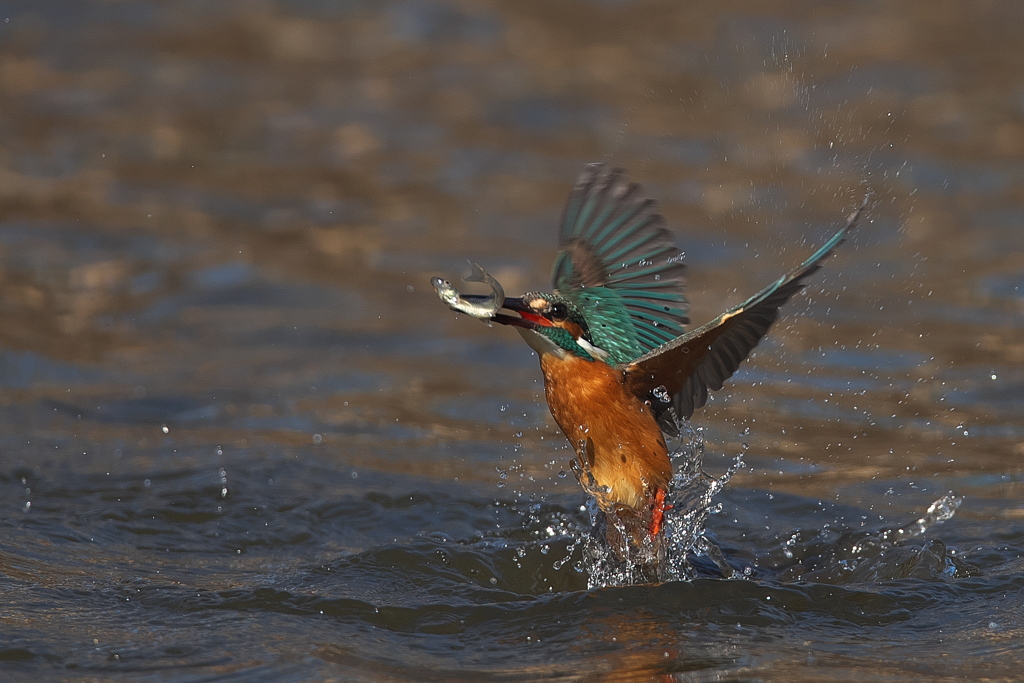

{"left": 624, "top": 196, "right": 868, "bottom": 427}
{"left": 553, "top": 164, "right": 689, "bottom": 364}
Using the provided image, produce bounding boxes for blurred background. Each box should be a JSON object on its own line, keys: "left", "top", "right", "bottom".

{"left": 0, "top": 1, "right": 1022, "bottom": 680}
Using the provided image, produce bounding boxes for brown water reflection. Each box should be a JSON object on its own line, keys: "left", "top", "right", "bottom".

{"left": 0, "top": 1, "right": 1022, "bottom": 681}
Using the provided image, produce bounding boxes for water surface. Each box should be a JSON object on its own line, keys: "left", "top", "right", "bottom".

{"left": 0, "top": 1, "right": 1022, "bottom": 681}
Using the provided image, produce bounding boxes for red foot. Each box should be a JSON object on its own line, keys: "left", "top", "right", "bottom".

{"left": 648, "top": 488, "right": 673, "bottom": 537}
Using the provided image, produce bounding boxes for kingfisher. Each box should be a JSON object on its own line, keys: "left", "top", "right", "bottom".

{"left": 435, "top": 163, "right": 865, "bottom": 564}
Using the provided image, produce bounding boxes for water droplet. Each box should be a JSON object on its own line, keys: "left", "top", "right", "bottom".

{"left": 161, "top": 424, "right": 169, "bottom": 434}
{"left": 313, "top": 433, "right": 323, "bottom": 444}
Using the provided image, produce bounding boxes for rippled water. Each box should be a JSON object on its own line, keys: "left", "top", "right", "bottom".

{"left": 1, "top": 1, "right": 1022, "bottom": 681}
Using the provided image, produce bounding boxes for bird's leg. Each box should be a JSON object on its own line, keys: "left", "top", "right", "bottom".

{"left": 648, "top": 488, "right": 672, "bottom": 538}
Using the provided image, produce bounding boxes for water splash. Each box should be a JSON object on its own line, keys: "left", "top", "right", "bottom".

{"left": 662, "top": 422, "right": 745, "bottom": 581}
{"left": 522, "top": 419, "right": 965, "bottom": 589}
{"left": 565, "top": 419, "right": 964, "bottom": 588}
{"left": 891, "top": 491, "right": 962, "bottom": 541}
{"left": 773, "top": 491, "right": 967, "bottom": 583}
{"left": 581, "top": 420, "right": 743, "bottom": 588}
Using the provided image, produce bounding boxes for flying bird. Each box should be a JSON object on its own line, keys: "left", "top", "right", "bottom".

{"left": 436, "top": 163, "right": 865, "bottom": 566}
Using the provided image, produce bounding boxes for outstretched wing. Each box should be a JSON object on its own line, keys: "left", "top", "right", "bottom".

{"left": 552, "top": 164, "right": 689, "bottom": 366}
{"left": 623, "top": 196, "right": 868, "bottom": 427}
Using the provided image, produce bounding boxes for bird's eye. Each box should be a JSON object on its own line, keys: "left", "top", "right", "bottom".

{"left": 550, "top": 302, "right": 568, "bottom": 322}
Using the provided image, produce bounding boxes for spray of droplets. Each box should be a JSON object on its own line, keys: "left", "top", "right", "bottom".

{"left": 581, "top": 418, "right": 744, "bottom": 588}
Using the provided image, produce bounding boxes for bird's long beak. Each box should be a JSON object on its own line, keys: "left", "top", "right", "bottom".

{"left": 493, "top": 297, "right": 552, "bottom": 329}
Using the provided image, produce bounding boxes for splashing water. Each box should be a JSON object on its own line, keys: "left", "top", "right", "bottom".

{"left": 580, "top": 420, "right": 743, "bottom": 588}
{"left": 893, "top": 491, "right": 962, "bottom": 541}
{"left": 559, "top": 418, "right": 964, "bottom": 589}
{"left": 771, "top": 490, "right": 966, "bottom": 583}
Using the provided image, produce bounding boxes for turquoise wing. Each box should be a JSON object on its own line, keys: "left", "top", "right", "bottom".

{"left": 552, "top": 164, "right": 689, "bottom": 365}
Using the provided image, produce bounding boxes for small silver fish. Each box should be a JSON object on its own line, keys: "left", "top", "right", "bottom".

{"left": 431, "top": 261, "right": 505, "bottom": 320}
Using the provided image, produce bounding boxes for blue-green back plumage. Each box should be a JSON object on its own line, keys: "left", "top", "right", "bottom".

{"left": 552, "top": 164, "right": 689, "bottom": 365}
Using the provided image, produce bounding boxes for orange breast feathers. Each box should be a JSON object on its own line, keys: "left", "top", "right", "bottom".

{"left": 539, "top": 353, "right": 671, "bottom": 512}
